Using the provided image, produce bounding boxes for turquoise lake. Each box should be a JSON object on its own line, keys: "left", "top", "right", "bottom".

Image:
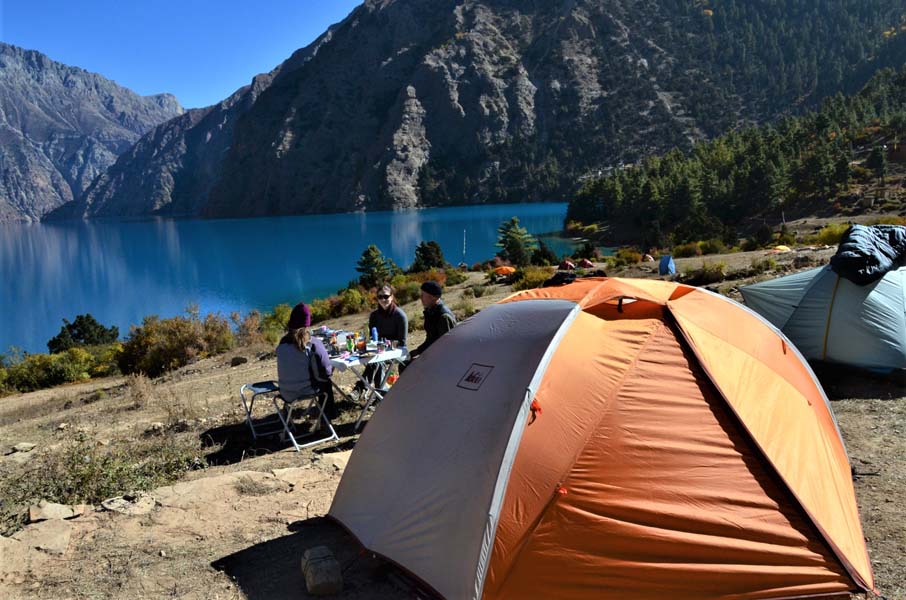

{"left": 1, "top": 203, "right": 571, "bottom": 353}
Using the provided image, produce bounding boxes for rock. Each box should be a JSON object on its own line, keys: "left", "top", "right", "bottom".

{"left": 12, "top": 442, "right": 36, "bottom": 453}
{"left": 6, "top": 451, "right": 36, "bottom": 466}
{"left": 69, "top": 504, "right": 94, "bottom": 518}
{"left": 56, "top": 423, "right": 69, "bottom": 431}
{"left": 28, "top": 500, "right": 74, "bottom": 522}
{"left": 318, "top": 450, "right": 352, "bottom": 473}
{"left": 101, "top": 494, "right": 156, "bottom": 516}
{"left": 301, "top": 546, "right": 343, "bottom": 595}
{"left": 145, "top": 422, "right": 165, "bottom": 435}
{"left": 230, "top": 356, "right": 248, "bottom": 367}
{"left": 12, "top": 519, "right": 72, "bottom": 555}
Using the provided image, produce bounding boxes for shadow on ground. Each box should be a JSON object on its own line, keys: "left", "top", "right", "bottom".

{"left": 812, "top": 363, "right": 906, "bottom": 400}
{"left": 200, "top": 412, "right": 364, "bottom": 465}
{"left": 211, "top": 517, "right": 413, "bottom": 599}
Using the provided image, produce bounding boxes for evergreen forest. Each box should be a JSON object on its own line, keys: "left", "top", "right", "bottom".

{"left": 567, "top": 67, "right": 906, "bottom": 247}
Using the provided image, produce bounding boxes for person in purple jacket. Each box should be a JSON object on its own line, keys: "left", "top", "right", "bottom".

{"left": 276, "top": 302, "right": 337, "bottom": 420}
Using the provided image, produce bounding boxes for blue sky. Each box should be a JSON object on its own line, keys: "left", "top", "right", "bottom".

{"left": 0, "top": 0, "right": 362, "bottom": 108}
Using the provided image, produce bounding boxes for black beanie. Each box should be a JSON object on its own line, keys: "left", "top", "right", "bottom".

{"left": 420, "top": 280, "right": 443, "bottom": 297}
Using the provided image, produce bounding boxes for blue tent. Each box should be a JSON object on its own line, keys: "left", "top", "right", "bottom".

{"left": 658, "top": 255, "right": 676, "bottom": 275}
{"left": 741, "top": 266, "right": 906, "bottom": 371}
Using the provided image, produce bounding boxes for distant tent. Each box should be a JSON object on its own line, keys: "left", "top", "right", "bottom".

{"left": 493, "top": 266, "right": 516, "bottom": 277}
{"left": 558, "top": 259, "right": 576, "bottom": 271}
{"left": 658, "top": 255, "right": 676, "bottom": 275}
{"left": 741, "top": 265, "right": 906, "bottom": 371}
{"left": 330, "top": 278, "right": 874, "bottom": 599}
{"left": 771, "top": 245, "right": 792, "bottom": 253}
{"left": 577, "top": 258, "right": 595, "bottom": 268}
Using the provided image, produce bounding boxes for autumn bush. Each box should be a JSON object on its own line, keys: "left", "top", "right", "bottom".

{"left": 118, "top": 311, "right": 234, "bottom": 378}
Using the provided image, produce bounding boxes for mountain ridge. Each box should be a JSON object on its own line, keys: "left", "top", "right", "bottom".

{"left": 0, "top": 43, "right": 184, "bottom": 221}
{"left": 47, "top": 0, "right": 906, "bottom": 220}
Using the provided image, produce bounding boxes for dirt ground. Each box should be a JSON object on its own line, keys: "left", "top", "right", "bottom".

{"left": 1, "top": 263, "right": 904, "bottom": 599}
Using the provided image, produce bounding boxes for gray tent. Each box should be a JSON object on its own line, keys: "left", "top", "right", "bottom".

{"left": 740, "top": 265, "right": 906, "bottom": 371}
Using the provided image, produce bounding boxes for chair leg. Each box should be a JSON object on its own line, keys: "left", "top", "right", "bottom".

{"left": 273, "top": 394, "right": 339, "bottom": 452}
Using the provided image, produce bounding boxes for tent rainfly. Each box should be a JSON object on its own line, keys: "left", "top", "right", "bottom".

{"left": 741, "top": 265, "right": 906, "bottom": 371}
{"left": 329, "top": 278, "right": 875, "bottom": 599}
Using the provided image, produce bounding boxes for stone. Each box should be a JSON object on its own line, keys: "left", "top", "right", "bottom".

{"left": 12, "top": 519, "right": 72, "bottom": 555}
{"left": 145, "top": 422, "right": 165, "bottom": 435}
{"left": 69, "top": 504, "right": 94, "bottom": 518}
{"left": 230, "top": 356, "right": 248, "bottom": 367}
{"left": 101, "top": 494, "right": 156, "bottom": 516}
{"left": 12, "top": 442, "right": 36, "bottom": 453}
{"left": 56, "top": 423, "right": 69, "bottom": 431}
{"left": 28, "top": 500, "right": 74, "bottom": 522}
{"left": 318, "top": 450, "right": 352, "bottom": 473}
{"left": 301, "top": 546, "right": 342, "bottom": 595}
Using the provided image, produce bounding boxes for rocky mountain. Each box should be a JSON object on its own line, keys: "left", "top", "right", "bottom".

{"left": 56, "top": 0, "right": 906, "bottom": 219}
{"left": 0, "top": 43, "right": 183, "bottom": 221}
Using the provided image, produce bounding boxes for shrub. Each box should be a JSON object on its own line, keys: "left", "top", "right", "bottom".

{"left": 118, "top": 311, "right": 235, "bottom": 378}
{"left": 776, "top": 225, "right": 796, "bottom": 246}
{"left": 2, "top": 348, "right": 97, "bottom": 393}
{"left": 682, "top": 261, "right": 727, "bottom": 285}
{"left": 469, "top": 284, "right": 489, "bottom": 298}
{"left": 673, "top": 242, "right": 702, "bottom": 258}
{"left": 445, "top": 268, "right": 467, "bottom": 286}
{"left": 866, "top": 215, "right": 906, "bottom": 226}
{"left": 453, "top": 298, "right": 478, "bottom": 320}
{"left": 393, "top": 280, "right": 422, "bottom": 305}
{"left": 336, "top": 288, "right": 369, "bottom": 317}
{"left": 512, "top": 266, "right": 554, "bottom": 291}
{"left": 0, "top": 434, "right": 203, "bottom": 535}
{"left": 698, "top": 239, "right": 725, "bottom": 255}
{"left": 812, "top": 223, "right": 851, "bottom": 246}
{"left": 750, "top": 257, "right": 779, "bottom": 274}
{"left": 307, "top": 300, "right": 331, "bottom": 328}
{"left": 408, "top": 311, "right": 424, "bottom": 333}
{"left": 232, "top": 310, "right": 266, "bottom": 347}
{"left": 572, "top": 241, "right": 601, "bottom": 260}
{"left": 409, "top": 269, "right": 447, "bottom": 286}
{"left": 531, "top": 240, "right": 559, "bottom": 266}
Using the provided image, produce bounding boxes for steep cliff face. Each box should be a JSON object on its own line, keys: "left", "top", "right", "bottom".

{"left": 59, "top": 0, "right": 906, "bottom": 219}
{"left": 0, "top": 43, "right": 183, "bottom": 221}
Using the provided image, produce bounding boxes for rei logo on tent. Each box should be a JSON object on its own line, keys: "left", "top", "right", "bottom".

{"left": 457, "top": 363, "right": 494, "bottom": 391}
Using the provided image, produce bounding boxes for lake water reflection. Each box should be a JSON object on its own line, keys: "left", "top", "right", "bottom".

{"left": 1, "top": 203, "right": 570, "bottom": 353}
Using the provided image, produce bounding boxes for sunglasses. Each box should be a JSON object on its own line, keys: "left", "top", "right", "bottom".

{"left": 377, "top": 294, "right": 391, "bottom": 300}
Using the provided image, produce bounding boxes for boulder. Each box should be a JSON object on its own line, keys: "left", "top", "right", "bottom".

{"left": 301, "top": 546, "right": 342, "bottom": 596}
{"left": 12, "top": 519, "right": 72, "bottom": 555}
{"left": 230, "top": 356, "right": 248, "bottom": 367}
{"left": 12, "top": 442, "right": 36, "bottom": 453}
{"left": 101, "top": 494, "right": 156, "bottom": 516}
{"left": 28, "top": 500, "right": 74, "bottom": 522}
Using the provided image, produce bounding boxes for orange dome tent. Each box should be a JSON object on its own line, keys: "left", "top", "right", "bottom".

{"left": 492, "top": 266, "right": 516, "bottom": 276}
{"left": 330, "top": 278, "right": 874, "bottom": 599}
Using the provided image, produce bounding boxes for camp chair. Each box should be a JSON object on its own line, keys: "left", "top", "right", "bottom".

{"left": 239, "top": 381, "right": 338, "bottom": 451}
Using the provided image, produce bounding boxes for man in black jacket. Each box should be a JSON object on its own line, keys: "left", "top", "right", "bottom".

{"left": 410, "top": 280, "right": 457, "bottom": 359}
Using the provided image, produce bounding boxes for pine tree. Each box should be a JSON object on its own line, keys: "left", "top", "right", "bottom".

{"left": 356, "top": 245, "right": 394, "bottom": 289}
{"left": 409, "top": 241, "right": 447, "bottom": 273}
{"left": 47, "top": 314, "right": 119, "bottom": 354}
{"left": 495, "top": 217, "right": 538, "bottom": 267}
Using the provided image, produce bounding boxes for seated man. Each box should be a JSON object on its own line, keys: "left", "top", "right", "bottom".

{"left": 276, "top": 302, "right": 337, "bottom": 420}
{"left": 409, "top": 280, "right": 457, "bottom": 360}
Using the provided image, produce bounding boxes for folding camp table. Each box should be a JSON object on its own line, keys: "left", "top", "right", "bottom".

{"left": 330, "top": 346, "right": 409, "bottom": 431}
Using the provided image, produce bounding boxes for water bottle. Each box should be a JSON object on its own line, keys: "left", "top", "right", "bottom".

{"left": 371, "top": 326, "right": 379, "bottom": 342}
